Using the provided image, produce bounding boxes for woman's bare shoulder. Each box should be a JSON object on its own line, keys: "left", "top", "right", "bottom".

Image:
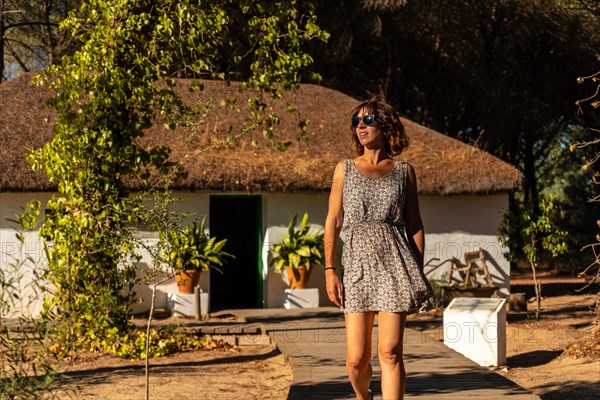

{"left": 334, "top": 160, "right": 346, "bottom": 174}
{"left": 404, "top": 161, "right": 417, "bottom": 175}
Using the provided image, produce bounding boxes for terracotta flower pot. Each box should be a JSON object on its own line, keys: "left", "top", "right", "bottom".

{"left": 286, "top": 266, "right": 311, "bottom": 289}
{"left": 175, "top": 270, "right": 201, "bottom": 294}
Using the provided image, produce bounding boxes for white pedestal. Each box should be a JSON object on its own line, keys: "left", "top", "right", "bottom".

{"left": 443, "top": 297, "right": 507, "bottom": 367}
{"left": 198, "top": 291, "right": 209, "bottom": 316}
{"left": 283, "top": 288, "right": 319, "bottom": 309}
{"left": 167, "top": 289, "right": 210, "bottom": 319}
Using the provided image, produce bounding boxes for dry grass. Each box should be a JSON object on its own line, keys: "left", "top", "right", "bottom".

{"left": 1, "top": 73, "right": 522, "bottom": 194}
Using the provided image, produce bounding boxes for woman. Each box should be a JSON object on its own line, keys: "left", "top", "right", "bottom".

{"left": 324, "top": 97, "right": 434, "bottom": 400}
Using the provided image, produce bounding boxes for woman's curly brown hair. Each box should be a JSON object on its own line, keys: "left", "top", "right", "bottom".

{"left": 350, "top": 97, "right": 409, "bottom": 157}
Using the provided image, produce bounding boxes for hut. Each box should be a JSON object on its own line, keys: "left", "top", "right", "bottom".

{"left": 0, "top": 73, "right": 522, "bottom": 315}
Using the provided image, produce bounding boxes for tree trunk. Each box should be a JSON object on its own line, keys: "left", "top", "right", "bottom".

{"left": 508, "top": 190, "right": 522, "bottom": 264}
{"left": 1, "top": 0, "right": 5, "bottom": 83}
{"left": 530, "top": 259, "right": 541, "bottom": 320}
{"left": 42, "top": 0, "right": 59, "bottom": 67}
{"left": 145, "top": 284, "right": 156, "bottom": 400}
{"left": 145, "top": 275, "right": 171, "bottom": 400}
{"left": 523, "top": 133, "right": 540, "bottom": 216}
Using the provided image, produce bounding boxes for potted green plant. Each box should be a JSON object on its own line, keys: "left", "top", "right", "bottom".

{"left": 164, "top": 216, "right": 234, "bottom": 294}
{"left": 270, "top": 213, "right": 324, "bottom": 289}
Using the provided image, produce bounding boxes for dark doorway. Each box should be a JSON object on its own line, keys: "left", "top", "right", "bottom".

{"left": 209, "top": 195, "right": 262, "bottom": 310}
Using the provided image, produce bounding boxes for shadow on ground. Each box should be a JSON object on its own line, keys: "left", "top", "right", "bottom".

{"left": 52, "top": 347, "right": 282, "bottom": 387}
{"left": 287, "top": 368, "right": 535, "bottom": 399}
{"left": 538, "top": 380, "right": 600, "bottom": 400}
{"left": 243, "top": 310, "right": 345, "bottom": 324}
{"left": 405, "top": 369, "right": 533, "bottom": 396}
{"left": 511, "top": 282, "right": 599, "bottom": 298}
{"left": 508, "top": 350, "right": 562, "bottom": 368}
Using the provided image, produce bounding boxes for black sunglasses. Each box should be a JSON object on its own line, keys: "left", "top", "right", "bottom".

{"left": 351, "top": 114, "right": 377, "bottom": 127}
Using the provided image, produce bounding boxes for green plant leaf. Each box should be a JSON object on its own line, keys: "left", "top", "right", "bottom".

{"left": 298, "top": 245, "right": 311, "bottom": 257}
{"left": 288, "top": 252, "right": 301, "bottom": 268}
{"left": 287, "top": 214, "right": 298, "bottom": 236}
{"left": 300, "top": 212, "right": 309, "bottom": 231}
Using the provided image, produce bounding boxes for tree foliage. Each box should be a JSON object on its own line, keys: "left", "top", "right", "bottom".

{"left": 312, "top": 0, "right": 600, "bottom": 270}
{"left": 573, "top": 70, "right": 600, "bottom": 283}
{"left": 499, "top": 195, "right": 569, "bottom": 320}
{"left": 28, "top": 0, "right": 327, "bottom": 351}
{"left": 0, "top": 0, "right": 81, "bottom": 82}
{"left": 561, "top": 64, "right": 600, "bottom": 359}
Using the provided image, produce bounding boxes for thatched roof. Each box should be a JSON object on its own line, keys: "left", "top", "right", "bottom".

{"left": 0, "top": 72, "right": 522, "bottom": 194}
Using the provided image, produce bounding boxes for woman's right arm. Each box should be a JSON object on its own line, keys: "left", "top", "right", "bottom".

{"left": 324, "top": 161, "right": 345, "bottom": 307}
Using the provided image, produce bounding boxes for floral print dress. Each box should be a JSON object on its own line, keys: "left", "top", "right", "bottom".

{"left": 340, "top": 159, "right": 434, "bottom": 314}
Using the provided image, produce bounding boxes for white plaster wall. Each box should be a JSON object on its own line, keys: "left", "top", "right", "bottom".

{"left": 261, "top": 193, "right": 329, "bottom": 308}
{"left": 0, "top": 192, "right": 214, "bottom": 317}
{"left": 129, "top": 191, "right": 331, "bottom": 310}
{"left": 419, "top": 194, "right": 511, "bottom": 297}
{"left": 262, "top": 192, "right": 511, "bottom": 306}
{"left": 1, "top": 191, "right": 512, "bottom": 316}
{"left": 420, "top": 194, "right": 507, "bottom": 235}
{"left": 0, "top": 193, "right": 52, "bottom": 317}
{"left": 133, "top": 192, "right": 212, "bottom": 314}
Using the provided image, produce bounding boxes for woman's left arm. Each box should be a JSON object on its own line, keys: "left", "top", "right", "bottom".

{"left": 404, "top": 163, "right": 425, "bottom": 268}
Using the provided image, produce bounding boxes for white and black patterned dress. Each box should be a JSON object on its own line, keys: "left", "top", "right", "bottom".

{"left": 340, "top": 159, "right": 434, "bottom": 314}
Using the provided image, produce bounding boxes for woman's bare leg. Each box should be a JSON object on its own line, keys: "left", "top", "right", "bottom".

{"left": 377, "top": 312, "right": 407, "bottom": 399}
{"left": 345, "top": 312, "right": 375, "bottom": 400}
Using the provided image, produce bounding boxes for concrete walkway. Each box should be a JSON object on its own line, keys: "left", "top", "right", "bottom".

{"left": 232, "top": 307, "right": 539, "bottom": 400}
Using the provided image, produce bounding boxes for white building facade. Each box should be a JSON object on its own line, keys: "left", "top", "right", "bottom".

{"left": 1, "top": 190, "right": 510, "bottom": 316}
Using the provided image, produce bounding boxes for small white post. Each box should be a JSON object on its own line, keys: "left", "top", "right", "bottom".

{"left": 443, "top": 297, "right": 507, "bottom": 367}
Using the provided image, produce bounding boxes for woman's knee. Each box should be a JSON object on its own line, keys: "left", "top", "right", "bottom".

{"left": 378, "top": 346, "right": 403, "bottom": 366}
{"left": 346, "top": 353, "right": 371, "bottom": 370}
